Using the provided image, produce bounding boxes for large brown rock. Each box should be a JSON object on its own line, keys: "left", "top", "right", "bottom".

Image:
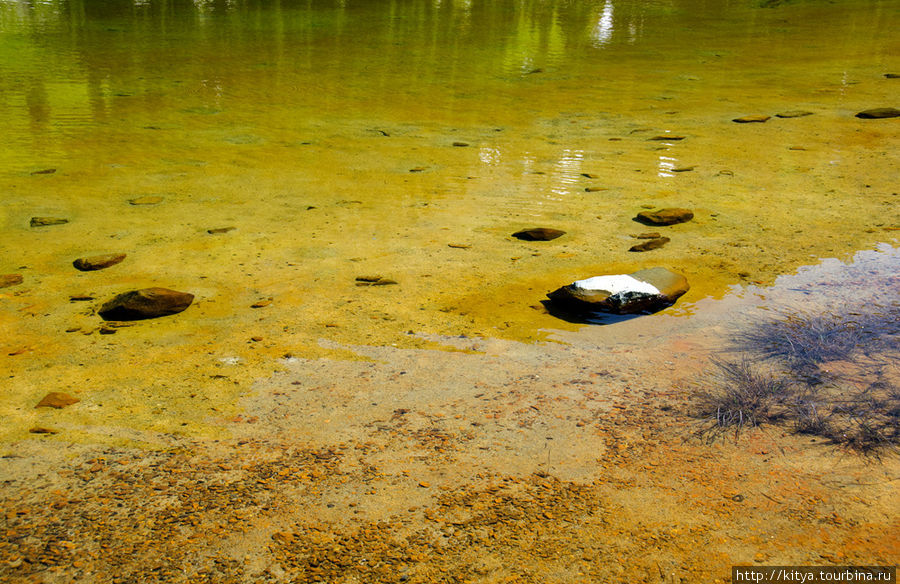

{"left": 99, "top": 287, "right": 194, "bottom": 321}
{"left": 73, "top": 253, "right": 126, "bottom": 271}
{"left": 635, "top": 208, "right": 694, "bottom": 226}
{"left": 547, "top": 267, "right": 689, "bottom": 314}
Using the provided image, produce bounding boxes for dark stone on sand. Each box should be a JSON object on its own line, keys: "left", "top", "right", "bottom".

{"left": 547, "top": 267, "right": 689, "bottom": 315}
{"left": 633, "top": 232, "right": 662, "bottom": 239}
{"left": 732, "top": 115, "right": 770, "bottom": 123}
{"left": 0, "top": 274, "right": 23, "bottom": 288}
{"left": 635, "top": 208, "right": 694, "bottom": 226}
{"left": 30, "top": 217, "right": 69, "bottom": 227}
{"left": 30, "top": 168, "right": 57, "bottom": 175}
{"left": 629, "top": 237, "right": 670, "bottom": 252}
{"left": 885, "top": 74, "right": 900, "bottom": 79}
{"left": 775, "top": 110, "right": 813, "bottom": 118}
{"left": 73, "top": 253, "right": 126, "bottom": 271}
{"left": 207, "top": 227, "right": 236, "bottom": 234}
{"left": 35, "top": 392, "right": 80, "bottom": 409}
{"left": 648, "top": 135, "right": 685, "bottom": 141}
{"left": 452, "top": 142, "right": 470, "bottom": 147}
{"left": 98, "top": 287, "right": 194, "bottom": 321}
{"left": 855, "top": 108, "right": 900, "bottom": 119}
{"left": 512, "top": 227, "right": 566, "bottom": 241}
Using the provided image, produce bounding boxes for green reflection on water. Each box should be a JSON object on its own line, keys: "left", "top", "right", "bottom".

{"left": 2, "top": 0, "right": 896, "bottom": 155}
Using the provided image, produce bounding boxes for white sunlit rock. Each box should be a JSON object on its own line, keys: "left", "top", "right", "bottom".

{"left": 571, "top": 275, "right": 661, "bottom": 296}
{"left": 547, "top": 267, "right": 689, "bottom": 315}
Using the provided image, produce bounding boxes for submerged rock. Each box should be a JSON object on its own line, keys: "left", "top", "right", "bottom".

{"left": 547, "top": 267, "right": 689, "bottom": 314}
{"left": 73, "top": 253, "right": 126, "bottom": 271}
{"left": 128, "top": 195, "right": 164, "bottom": 205}
{"left": 29, "top": 426, "right": 59, "bottom": 434}
{"left": 355, "top": 275, "right": 398, "bottom": 286}
{"left": 776, "top": 110, "right": 814, "bottom": 118}
{"left": 733, "top": 115, "right": 770, "bottom": 123}
{"left": 855, "top": 107, "right": 900, "bottom": 119}
{"left": 35, "top": 392, "right": 80, "bottom": 409}
{"left": 629, "top": 237, "right": 670, "bottom": 252}
{"left": 635, "top": 208, "right": 694, "bottom": 226}
{"left": 99, "top": 287, "right": 194, "bottom": 321}
{"left": 512, "top": 227, "right": 566, "bottom": 241}
{"left": 0, "top": 274, "right": 23, "bottom": 288}
{"left": 30, "top": 217, "right": 69, "bottom": 227}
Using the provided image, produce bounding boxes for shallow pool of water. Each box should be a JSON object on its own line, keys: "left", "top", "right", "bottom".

{"left": 0, "top": 0, "right": 897, "bottom": 442}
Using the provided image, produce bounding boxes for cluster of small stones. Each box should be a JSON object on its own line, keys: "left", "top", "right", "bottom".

{"left": 21, "top": 198, "right": 202, "bottom": 326}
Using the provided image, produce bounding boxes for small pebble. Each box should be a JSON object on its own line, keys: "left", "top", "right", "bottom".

{"left": 629, "top": 237, "right": 670, "bottom": 252}
{"left": 855, "top": 107, "right": 900, "bottom": 119}
{"left": 775, "top": 110, "right": 813, "bottom": 118}
{"left": 732, "top": 115, "right": 770, "bottom": 123}
{"left": 30, "top": 217, "right": 69, "bottom": 227}
{"left": 128, "top": 195, "right": 164, "bottom": 205}
{"left": 35, "top": 392, "right": 80, "bottom": 409}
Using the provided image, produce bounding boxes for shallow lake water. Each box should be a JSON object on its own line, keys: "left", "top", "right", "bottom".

{"left": 1, "top": 0, "right": 898, "bottom": 436}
